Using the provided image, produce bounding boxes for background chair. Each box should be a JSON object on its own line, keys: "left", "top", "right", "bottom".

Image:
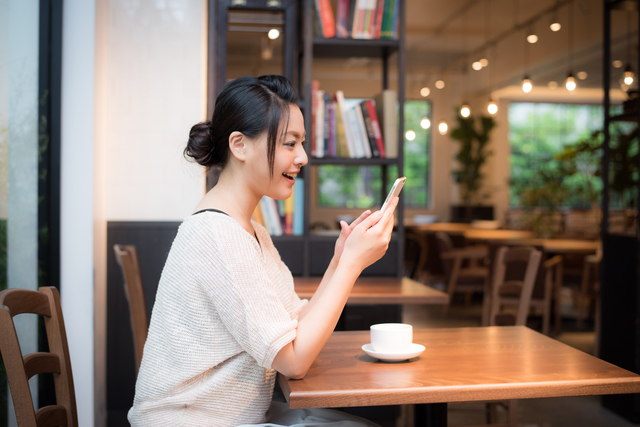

{"left": 435, "top": 231, "right": 489, "bottom": 313}
{"left": 487, "top": 246, "right": 542, "bottom": 427}
{"left": 113, "top": 244, "right": 148, "bottom": 373}
{"left": 0, "top": 286, "right": 78, "bottom": 427}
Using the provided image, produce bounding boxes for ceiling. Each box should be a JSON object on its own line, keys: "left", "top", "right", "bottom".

{"left": 225, "top": 0, "right": 638, "bottom": 99}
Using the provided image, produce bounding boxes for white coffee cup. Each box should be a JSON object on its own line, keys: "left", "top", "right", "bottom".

{"left": 370, "top": 323, "right": 413, "bottom": 353}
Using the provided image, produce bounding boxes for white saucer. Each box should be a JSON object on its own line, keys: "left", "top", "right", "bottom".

{"left": 361, "top": 343, "right": 425, "bottom": 362}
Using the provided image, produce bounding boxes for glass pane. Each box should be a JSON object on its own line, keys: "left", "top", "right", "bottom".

{"left": 403, "top": 100, "right": 430, "bottom": 207}
{"left": 226, "top": 10, "right": 284, "bottom": 80}
{"left": 508, "top": 103, "right": 630, "bottom": 209}
{"left": 1, "top": 0, "right": 42, "bottom": 422}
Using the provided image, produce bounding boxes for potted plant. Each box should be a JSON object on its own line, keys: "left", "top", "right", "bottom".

{"left": 449, "top": 112, "right": 496, "bottom": 222}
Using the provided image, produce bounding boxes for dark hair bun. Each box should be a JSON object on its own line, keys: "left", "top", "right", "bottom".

{"left": 184, "top": 121, "right": 217, "bottom": 167}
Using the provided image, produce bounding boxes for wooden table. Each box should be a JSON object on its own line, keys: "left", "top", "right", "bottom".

{"left": 406, "top": 222, "right": 472, "bottom": 235}
{"left": 294, "top": 276, "right": 449, "bottom": 305}
{"left": 463, "top": 229, "right": 535, "bottom": 242}
{"left": 279, "top": 327, "right": 640, "bottom": 427}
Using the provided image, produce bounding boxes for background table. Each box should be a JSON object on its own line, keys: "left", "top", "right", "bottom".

{"left": 294, "top": 277, "right": 449, "bottom": 305}
{"left": 279, "top": 326, "right": 640, "bottom": 426}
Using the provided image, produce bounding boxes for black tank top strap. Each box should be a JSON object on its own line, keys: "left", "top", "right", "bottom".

{"left": 192, "top": 208, "right": 229, "bottom": 216}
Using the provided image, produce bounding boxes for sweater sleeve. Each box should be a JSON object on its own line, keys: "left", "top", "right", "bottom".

{"left": 197, "top": 219, "right": 298, "bottom": 370}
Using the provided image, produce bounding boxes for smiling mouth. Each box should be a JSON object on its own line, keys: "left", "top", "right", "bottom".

{"left": 282, "top": 172, "right": 297, "bottom": 180}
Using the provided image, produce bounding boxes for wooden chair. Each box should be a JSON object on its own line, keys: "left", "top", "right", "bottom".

{"left": 486, "top": 242, "right": 562, "bottom": 335}
{"left": 486, "top": 246, "right": 542, "bottom": 427}
{"left": 0, "top": 286, "right": 78, "bottom": 427}
{"left": 113, "top": 244, "right": 148, "bottom": 373}
{"left": 435, "top": 231, "right": 489, "bottom": 312}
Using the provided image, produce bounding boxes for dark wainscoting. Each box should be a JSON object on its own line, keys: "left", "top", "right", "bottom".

{"left": 106, "top": 221, "right": 180, "bottom": 425}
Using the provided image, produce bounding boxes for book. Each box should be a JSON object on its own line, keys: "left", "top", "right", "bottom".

{"left": 293, "top": 178, "right": 304, "bottom": 235}
{"left": 311, "top": 80, "right": 319, "bottom": 156}
{"left": 284, "top": 193, "right": 294, "bottom": 235}
{"left": 315, "top": 89, "right": 325, "bottom": 158}
{"left": 252, "top": 203, "right": 264, "bottom": 227}
{"left": 262, "top": 196, "right": 283, "bottom": 236}
{"left": 353, "top": 103, "right": 373, "bottom": 158}
{"left": 359, "top": 101, "right": 380, "bottom": 157}
{"left": 365, "top": 99, "right": 386, "bottom": 157}
{"left": 373, "top": 89, "right": 398, "bottom": 158}
{"left": 374, "top": 0, "right": 386, "bottom": 39}
{"left": 336, "top": 0, "right": 350, "bottom": 38}
{"left": 315, "top": 0, "right": 336, "bottom": 38}
{"left": 334, "top": 96, "right": 349, "bottom": 157}
{"left": 327, "top": 99, "right": 336, "bottom": 157}
{"left": 334, "top": 91, "right": 356, "bottom": 158}
{"left": 347, "top": 0, "right": 357, "bottom": 36}
{"left": 379, "top": 0, "right": 395, "bottom": 39}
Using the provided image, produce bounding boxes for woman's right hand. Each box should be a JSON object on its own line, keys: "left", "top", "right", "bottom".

{"left": 340, "top": 197, "right": 398, "bottom": 272}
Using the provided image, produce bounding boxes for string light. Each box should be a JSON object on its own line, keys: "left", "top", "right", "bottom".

{"left": 479, "top": 58, "right": 489, "bottom": 67}
{"left": 268, "top": 29, "right": 280, "bottom": 40}
{"left": 420, "top": 117, "right": 431, "bottom": 129}
{"left": 435, "top": 80, "right": 445, "bottom": 89}
{"left": 438, "top": 121, "right": 448, "bottom": 135}
{"left": 460, "top": 104, "right": 471, "bottom": 117}
{"left": 624, "top": 65, "right": 634, "bottom": 85}
{"left": 565, "top": 72, "right": 576, "bottom": 91}
{"left": 522, "top": 76, "right": 533, "bottom": 93}
{"left": 420, "top": 87, "right": 431, "bottom": 97}
{"left": 472, "top": 61, "right": 483, "bottom": 70}
{"left": 405, "top": 130, "right": 416, "bottom": 141}
{"left": 487, "top": 99, "right": 498, "bottom": 115}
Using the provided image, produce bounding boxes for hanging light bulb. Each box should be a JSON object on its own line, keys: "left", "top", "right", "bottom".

{"left": 268, "top": 29, "right": 280, "bottom": 40}
{"left": 420, "top": 117, "right": 431, "bottom": 129}
{"left": 550, "top": 14, "right": 561, "bottom": 32}
{"left": 460, "top": 104, "right": 471, "bottom": 117}
{"left": 522, "top": 76, "right": 533, "bottom": 93}
{"left": 435, "top": 80, "right": 445, "bottom": 89}
{"left": 527, "top": 27, "right": 538, "bottom": 44}
{"left": 479, "top": 58, "right": 489, "bottom": 67}
{"left": 624, "top": 64, "right": 634, "bottom": 85}
{"left": 405, "top": 130, "right": 416, "bottom": 141}
{"left": 420, "top": 87, "right": 431, "bottom": 97}
{"left": 472, "top": 61, "right": 483, "bottom": 71}
{"left": 438, "top": 120, "right": 448, "bottom": 135}
{"left": 565, "top": 72, "right": 577, "bottom": 91}
{"left": 487, "top": 99, "right": 498, "bottom": 115}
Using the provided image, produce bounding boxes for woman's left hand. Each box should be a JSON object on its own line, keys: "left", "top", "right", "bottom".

{"left": 332, "top": 210, "right": 372, "bottom": 265}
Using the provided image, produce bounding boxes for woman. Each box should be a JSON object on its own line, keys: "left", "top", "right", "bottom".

{"left": 128, "top": 75, "right": 398, "bottom": 426}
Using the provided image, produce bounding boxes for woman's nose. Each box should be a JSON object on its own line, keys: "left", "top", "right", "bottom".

{"left": 295, "top": 145, "right": 308, "bottom": 167}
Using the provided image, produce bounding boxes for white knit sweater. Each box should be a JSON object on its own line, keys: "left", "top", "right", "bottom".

{"left": 128, "top": 211, "right": 307, "bottom": 426}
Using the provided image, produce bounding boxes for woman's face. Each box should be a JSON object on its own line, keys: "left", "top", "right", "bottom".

{"left": 247, "top": 104, "right": 307, "bottom": 200}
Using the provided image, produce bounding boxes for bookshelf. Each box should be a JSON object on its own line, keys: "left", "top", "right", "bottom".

{"left": 207, "top": 0, "right": 405, "bottom": 279}
{"left": 298, "top": 0, "right": 406, "bottom": 278}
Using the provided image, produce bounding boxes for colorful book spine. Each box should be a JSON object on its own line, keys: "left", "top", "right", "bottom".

{"left": 311, "top": 80, "right": 319, "bottom": 156}
{"left": 365, "top": 99, "right": 386, "bottom": 157}
{"left": 284, "top": 193, "right": 294, "bottom": 235}
{"left": 315, "top": 0, "right": 336, "bottom": 38}
{"left": 359, "top": 101, "right": 380, "bottom": 157}
{"left": 379, "top": 0, "right": 395, "bottom": 39}
{"left": 315, "top": 89, "right": 325, "bottom": 158}
{"left": 335, "top": 91, "right": 356, "bottom": 158}
{"left": 353, "top": 104, "right": 373, "bottom": 158}
{"left": 374, "top": 0, "right": 385, "bottom": 39}
{"left": 293, "top": 178, "right": 304, "bottom": 236}
{"left": 336, "top": 0, "right": 350, "bottom": 38}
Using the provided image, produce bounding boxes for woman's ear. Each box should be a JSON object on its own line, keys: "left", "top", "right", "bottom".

{"left": 229, "top": 131, "right": 246, "bottom": 161}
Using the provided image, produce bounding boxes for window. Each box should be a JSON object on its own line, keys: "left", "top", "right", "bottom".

{"left": 317, "top": 99, "right": 431, "bottom": 208}
{"left": 508, "top": 102, "right": 626, "bottom": 208}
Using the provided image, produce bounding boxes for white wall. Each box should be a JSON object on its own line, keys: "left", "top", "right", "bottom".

{"left": 61, "top": 1, "right": 96, "bottom": 425}
{"left": 103, "top": 0, "right": 206, "bottom": 222}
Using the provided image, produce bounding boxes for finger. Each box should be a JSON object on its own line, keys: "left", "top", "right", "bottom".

{"left": 340, "top": 220, "right": 350, "bottom": 234}
{"left": 350, "top": 210, "right": 371, "bottom": 229}
{"left": 357, "top": 209, "right": 384, "bottom": 230}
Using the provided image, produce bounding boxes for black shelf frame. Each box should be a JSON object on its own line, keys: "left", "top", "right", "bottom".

{"left": 299, "top": 0, "right": 406, "bottom": 278}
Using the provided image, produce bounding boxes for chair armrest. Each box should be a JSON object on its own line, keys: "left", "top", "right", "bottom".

{"left": 543, "top": 255, "right": 563, "bottom": 269}
{"left": 441, "top": 246, "right": 488, "bottom": 260}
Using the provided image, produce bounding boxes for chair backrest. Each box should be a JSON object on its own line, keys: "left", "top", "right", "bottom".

{"left": 404, "top": 233, "right": 422, "bottom": 279}
{"left": 113, "top": 244, "right": 148, "bottom": 373}
{"left": 434, "top": 231, "right": 455, "bottom": 278}
{"left": 0, "top": 286, "right": 78, "bottom": 427}
{"left": 489, "top": 246, "right": 542, "bottom": 327}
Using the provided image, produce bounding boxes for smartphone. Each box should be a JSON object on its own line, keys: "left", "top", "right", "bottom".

{"left": 381, "top": 177, "right": 406, "bottom": 212}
